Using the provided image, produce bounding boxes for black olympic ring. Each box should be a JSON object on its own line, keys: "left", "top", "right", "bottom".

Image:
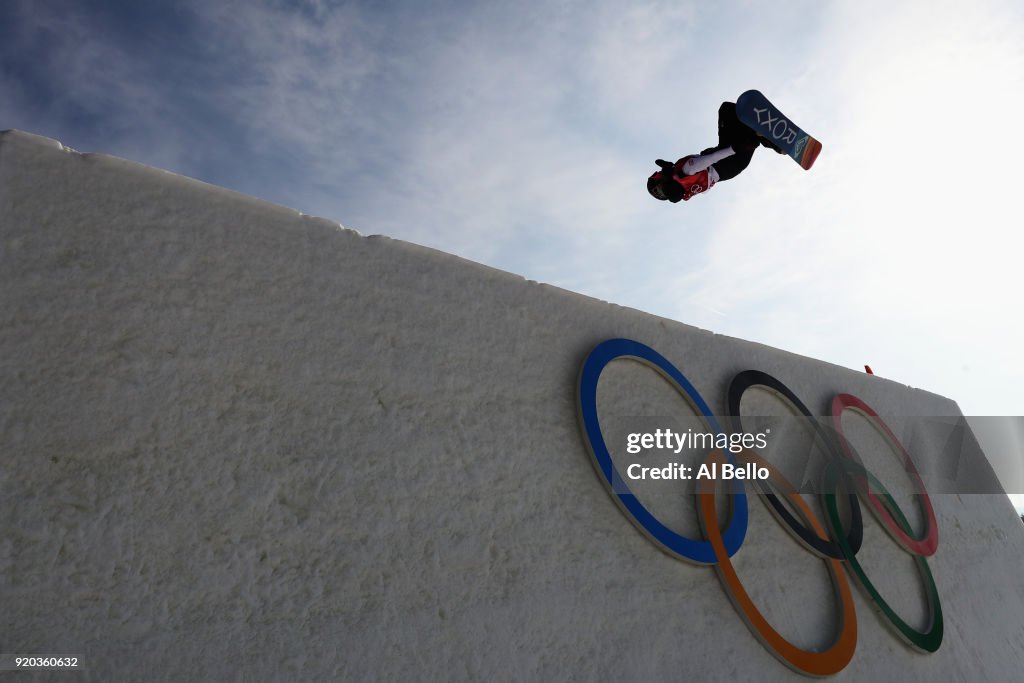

{"left": 728, "top": 370, "right": 864, "bottom": 560}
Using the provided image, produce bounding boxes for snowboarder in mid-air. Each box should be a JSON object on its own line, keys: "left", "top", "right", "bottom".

{"left": 648, "top": 91, "right": 821, "bottom": 203}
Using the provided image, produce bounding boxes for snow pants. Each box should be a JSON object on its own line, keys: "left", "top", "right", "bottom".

{"left": 709, "top": 101, "right": 761, "bottom": 182}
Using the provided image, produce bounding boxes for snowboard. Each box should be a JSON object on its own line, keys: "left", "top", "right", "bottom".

{"left": 735, "top": 90, "right": 822, "bottom": 170}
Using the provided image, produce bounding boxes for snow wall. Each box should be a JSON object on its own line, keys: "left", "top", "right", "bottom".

{"left": 3, "top": 129, "right": 1024, "bottom": 681}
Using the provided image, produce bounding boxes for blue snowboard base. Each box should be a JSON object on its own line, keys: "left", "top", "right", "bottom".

{"left": 735, "top": 90, "right": 821, "bottom": 170}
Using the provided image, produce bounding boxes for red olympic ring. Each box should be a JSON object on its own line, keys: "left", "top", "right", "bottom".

{"left": 831, "top": 393, "right": 939, "bottom": 556}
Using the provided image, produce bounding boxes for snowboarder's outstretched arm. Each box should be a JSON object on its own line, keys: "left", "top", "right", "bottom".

{"left": 648, "top": 156, "right": 720, "bottom": 202}
{"left": 647, "top": 101, "right": 761, "bottom": 202}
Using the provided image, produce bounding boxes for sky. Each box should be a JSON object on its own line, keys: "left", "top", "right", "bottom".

{"left": 2, "top": 0, "right": 1023, "bottom": 507}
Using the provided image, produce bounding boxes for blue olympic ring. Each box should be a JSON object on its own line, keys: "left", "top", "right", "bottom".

{"left": 576, "top": 337, "right": 748, "bottom": 564}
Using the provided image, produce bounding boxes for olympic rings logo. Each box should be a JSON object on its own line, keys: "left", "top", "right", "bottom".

{"left": 576, "top": 338, "right": 942, "bottom": 677}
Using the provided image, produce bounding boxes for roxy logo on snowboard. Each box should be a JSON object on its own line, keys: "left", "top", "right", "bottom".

{"left": 751, "top": 106, "right": 808, "bottom": 155}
